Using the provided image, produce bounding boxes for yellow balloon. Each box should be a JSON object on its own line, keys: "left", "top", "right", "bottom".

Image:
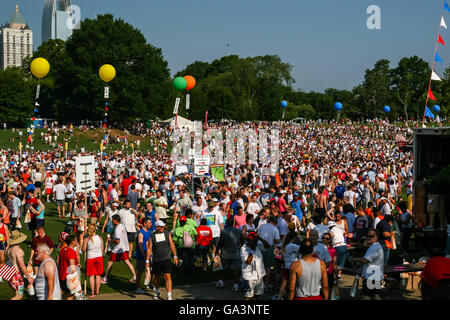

{"left": 30, "top": 58, "right": 50, "bottom": 79}
{"left": 99, "top": 64, "right": 116, "bottom": 83}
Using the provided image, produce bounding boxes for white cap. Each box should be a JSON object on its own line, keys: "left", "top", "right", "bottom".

{"left": 212, "top": 198, "right": 219, "bottom": 202}
{"left": 155, "top": 220, "right": 166, "bottom": 227}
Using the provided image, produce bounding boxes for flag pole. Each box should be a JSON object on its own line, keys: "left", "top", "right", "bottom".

{"left": 423, "top": 11, "right": 445, "bottom": 126}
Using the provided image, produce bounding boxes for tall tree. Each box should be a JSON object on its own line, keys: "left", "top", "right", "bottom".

{"left": 0, "top": 67, "right": 34, "bottom": 125}
{"left": 391, "top": 56, "right": 430, "bottom": 120}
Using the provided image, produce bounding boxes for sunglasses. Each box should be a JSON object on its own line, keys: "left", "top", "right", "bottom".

{"left": 322, "top": 237, "right": 330, "bottom": 240}
{"left": 367, "top": 234, "right": 375, "bottom": 238}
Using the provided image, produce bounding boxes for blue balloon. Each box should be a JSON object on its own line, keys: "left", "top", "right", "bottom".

{"left": 384, "top": 106, "right": 390, "bottom": 113}
{"left": 433, "top": 105, "right": 441, "bottom": 113}
{"left": 334, "top": 102, "right": 343, "bottom": 111}
{"left": 281, "top": 101, "right": 288, "bottom": 108}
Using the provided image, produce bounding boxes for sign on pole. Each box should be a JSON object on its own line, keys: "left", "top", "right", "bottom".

{"left": 104, "top": 87, "right": 110, "bottom": 99}
{"left": 75, "top": 156, "right": 96, "bottom": 193}
{"left": 173, "top": 98, "right": 181, "bottom": 114}
{"left": 194, "top": 155, "right": 210, "bottom": 176}
{"left": 186, "top": 94, "right": 190, "bottom": 110}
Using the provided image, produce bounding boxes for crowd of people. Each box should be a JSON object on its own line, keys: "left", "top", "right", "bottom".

{"left": 0, "top": 118, "right": 448, "bottom": 300}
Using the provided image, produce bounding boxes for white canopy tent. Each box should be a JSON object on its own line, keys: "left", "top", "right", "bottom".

{"left": 160, "top": 115, "right": 195, "bottom": 131}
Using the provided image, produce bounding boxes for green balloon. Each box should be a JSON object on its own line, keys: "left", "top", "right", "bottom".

{"left": 173, "top": 77, "right": 187, "bottom": 91}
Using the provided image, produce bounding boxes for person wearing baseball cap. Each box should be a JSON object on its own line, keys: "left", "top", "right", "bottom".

{"left": 420, "top": 256, "right": 450, "bottom": 299}
{"left": 173, "top": 214, "right": 197, "bottom": 275}
{"left": 146, "top": 218, "right": 178, "bottom": 300}
{"left": 240, "top": 231, "right": 270, "bottom": 300}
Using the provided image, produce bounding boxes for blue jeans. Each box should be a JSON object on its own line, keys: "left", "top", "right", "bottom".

{"left": 380, "top": 241, "right": 390, "bottom": 266}
{"left": 335, "top": 245, "right": 347, "bottom": 268}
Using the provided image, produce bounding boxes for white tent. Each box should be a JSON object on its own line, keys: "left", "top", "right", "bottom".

{"left": 160, "top": 115, "right": 194, "bottom": 131}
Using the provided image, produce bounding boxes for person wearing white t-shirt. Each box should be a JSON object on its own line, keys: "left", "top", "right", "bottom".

{"left": 44, "top": 172, "right": 56, "bottom": 203}
{"left": 352, "top": 228, "right": 384, "bottom": 300}
{"left": 102, "top": 214, "right": 136, "bottom": 284}
{"left": 201, "top": 204, "right": 224, "bottom": 247}
{"left": 343, "top": 184, "right": 357, "bottom": 207}
{"left": 53, "top": 180, "right": 67, "bottom": 219}
{"left": 246, "top": 195, "right": 260, "bottom": 219}
{"left": 192, "top": 196, "right": 207, "bottom": 225}
{"left": 118, "top": 200, "right": 139, "bottom": 259}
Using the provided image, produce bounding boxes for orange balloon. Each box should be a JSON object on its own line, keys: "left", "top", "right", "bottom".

{"left": 184, "top": 75, "right": 196, "bottom": 91}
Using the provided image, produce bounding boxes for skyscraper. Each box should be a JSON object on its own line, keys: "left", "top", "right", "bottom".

{"left": 42, "top": 0, "right": 78, "bottom": 44}
{"left": 0, "top": 5, "right": 33, "bottom": 70}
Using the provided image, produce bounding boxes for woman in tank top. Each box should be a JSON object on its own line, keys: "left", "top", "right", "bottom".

{"left": 82, "top": 224, "right": 104, "bottom": 297}
{"left": 241, "top": 214, "right": 256, "bottom": 238}
{"left": 287, "top": 239, "right": 328, "bottom": 300}
{"left": 233, "top": 207, "right": 247, "bottom": 230}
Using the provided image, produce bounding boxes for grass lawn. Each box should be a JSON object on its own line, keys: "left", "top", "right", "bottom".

{"left": 0, "top": 199, "right": 229, "bottom": 300}
{"left": 0, "top": 128, "right": 157, "bottom": 154}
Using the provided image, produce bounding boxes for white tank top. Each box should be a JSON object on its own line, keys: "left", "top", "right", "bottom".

{"left": 335, "top": 220, "right": 346, "bottom": 234}
{"left": 295, "top": 258, "right": 322, "bottom": 298}
{"left": 35, "top": 258, "right": 61, "bottom": 300}
{"left": 86, "top": 235, "right": 103, "bottom": 260}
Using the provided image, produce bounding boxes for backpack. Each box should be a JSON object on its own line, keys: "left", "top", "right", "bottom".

{"left": 183, "top": 231, "right": 194, "bottom": 248}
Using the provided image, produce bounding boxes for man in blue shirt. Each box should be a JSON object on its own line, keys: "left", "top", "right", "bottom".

{"left": 291, "top": 193, "right": 304, "bottom": 227}
{"left": 334, "top": 182, "right": 345, "bottom": 200}
{"left": 144, "top": 202, "right": 157, "bottom": 233}
{"left": 135, "top": 218, "right": 153, "bottom": 293}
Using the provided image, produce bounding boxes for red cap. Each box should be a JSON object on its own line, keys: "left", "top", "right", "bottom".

{"left": 60, "top": 232, "right": 69, "bottom": 241}
{"left": 179, "top": 216, "right": 187, "bottom": 222}
{"left": 421, "top": 256, "right": 450, "bottom": 288}
{"left": 247, "top": 232, "right": 257, "bottom": 240}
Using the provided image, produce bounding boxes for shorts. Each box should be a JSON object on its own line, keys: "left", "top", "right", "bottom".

{"left": 335, "top": 245, "right": 347, "bottom": 268}
{"left": 136, "top": 259, "right": 147, "bottom": 273}
{"left": 8, "top": 272, "right": 24, "bottom": 294}
{"left": 86, "top": 257, "right": 104, "bottom": 276}
{"left": 127, "top": 232, "right": 136, "bottom": 243}
{"left": 65, "top": 198, "right": 73, "bottom": 204}
{"left": 221, "top": 257, "right": 241, "bottom": 271}
{"left": 0, "top": 241, "right": 6, "bottom": 251}
{"left": 56, "top": 200, "right": 65, "bottom": 207}
{"left": 35, "top": 182, "right": 42, "bottom": 189}
{"left": 60, "top": 279, "right": 70, "bottom": 294}
{"left": 151, "top": 259, "right": 171, "bottom": 275}
{"left": 262, "top": 246, "right": 275, "bottom": 268}
{"left": 212, "top": 237, "right": 220, "bottom": 247}
{"left": 316, "top": 207, "right": 326, "bottom": 218}
{"left": 36, "top": 219, "right": 45, "bottom": 229}
{"left": 294, "top": 295, "right": 322, "bottom": 300}
{"left": 110, "top": 251, "right": 129, "bottom": 262}
{"left": 45, "top": 188, "right": 52, "bottom": 195}
{"left": 244, "top": 278, "right": 265, "bottom": 298}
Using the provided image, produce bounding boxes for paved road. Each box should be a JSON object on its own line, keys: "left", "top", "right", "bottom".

{"left": 89, "top": 273, "right": 422, "bottom": 300}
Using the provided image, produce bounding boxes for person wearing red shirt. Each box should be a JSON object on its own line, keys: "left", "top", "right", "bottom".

{"left": 57, "top": 234, "right": 79, "bottom": 300}
{"left": 28, "top": 226, "right": 55, "bottom": 275}
{"left": 195, "top": 218, "right": 213, "bottom": 271}
{"left": 120, "top": 175, "right": 132, "bottom": 198}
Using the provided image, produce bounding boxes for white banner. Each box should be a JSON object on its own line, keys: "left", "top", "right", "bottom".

{"left": 104, "top": 87, "right": 110, "bottom": 99}
{"left": 173, "top": 98, "right": 181, "bottom": 114}
{"left": 186, "top": 94, "right": 190, "bottom": 110}
{"left": 75, "top": 156, "right": 96, "bottom": 193}
{"left": 35, "top": 85, "right": 41, "bottom": 99}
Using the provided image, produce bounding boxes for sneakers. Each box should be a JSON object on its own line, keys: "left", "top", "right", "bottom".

{"left": 167, "top": 292, "right": 173, "bottom": 300}
{"left": 232, "top": 283, "right": 239, "bottom": 292}
{"left": 129, "top": 276, "right": 136, "bottom": 283}
{"left": 146, "top": 284, "right": 155, "bottom": 292}
{"left": 436, "top": 226, "right": 445, "bottom": 231}
{"left": 134, "top": 288, "right": 146, "bottom": 295}
{"left": 423, "top": 226, "right": 435, "bottom": 232}
{"left": 154, "top": 288, "right": 161, "bottom": 299}
{"left": 101, "top": 277, "right": 108, "bottom": 284}
{"left": 216, "top": 280, "right": 224, "bottom": 288}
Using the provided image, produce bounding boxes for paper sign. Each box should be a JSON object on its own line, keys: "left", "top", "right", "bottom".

{"left": 194, "top": 155, "right": 210, "bottom": 176}
{"left": 35, "top": 85, "right": 41, "bottom": 99}
{"left": 75, "top": 156, "right": 96, "bottom": 193}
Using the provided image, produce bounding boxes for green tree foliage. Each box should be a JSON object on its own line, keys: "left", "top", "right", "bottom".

{"left": 0, "top": 67, "right": 34, "bottom": 125}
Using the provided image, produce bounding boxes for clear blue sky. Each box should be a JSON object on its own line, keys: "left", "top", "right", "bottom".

{"left": 1, "top": 0, "right": 449, "bottom": 92}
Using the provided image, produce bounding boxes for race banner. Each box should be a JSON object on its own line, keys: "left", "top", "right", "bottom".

{"left": 210, "top": 164, "right": 225, "bottom": 181}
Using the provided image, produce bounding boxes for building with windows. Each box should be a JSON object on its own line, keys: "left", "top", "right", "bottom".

{"left": 42, "top": 0, "right": 77, "bottom": 44}
{"left": 0, "top": 5, "right": 33, "bottom": 70}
